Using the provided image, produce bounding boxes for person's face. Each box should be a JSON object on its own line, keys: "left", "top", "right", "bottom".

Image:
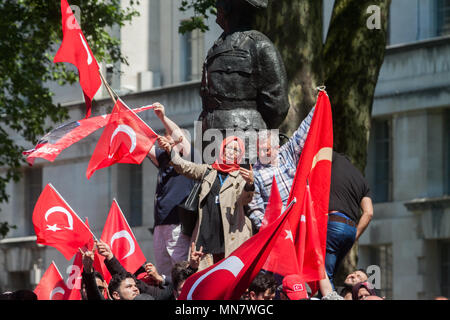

{"left": 344, "top": 271, "right": 368, "bottom": 286}
{"left": 113, "top": 278, "right": 139, "bottom": 300}
{"left": 258, "top": 136, "right": 279, "bottom": 164}
{"left": 223, "top": 140, "right": 241, "bottom": 164}
{"left": 95, "top": 278, "right": 107, "bottom": 297}
{"left": 249, "top": 289, "right": 275, "bottom": 300}
{"left": 357, "top": 287, "right": 371, "bottom": 300}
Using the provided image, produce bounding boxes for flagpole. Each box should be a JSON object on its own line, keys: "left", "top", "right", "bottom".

{"left": 99, "top": 69, "right": 118, "bottom": 104}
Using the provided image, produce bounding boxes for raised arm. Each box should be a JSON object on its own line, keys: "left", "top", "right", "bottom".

{"left": 154, "top": 102, "right": 191, "bottom": 157}
{"left": 158, "top": 136, "right": 208, "bottom": 181}
{"left": 278, "top": 106, "right": 315, "bottom": 167}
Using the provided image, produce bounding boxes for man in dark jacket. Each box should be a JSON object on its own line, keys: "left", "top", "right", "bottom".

{"left": 80, "top": 241, "right": 174, "bottom": 300}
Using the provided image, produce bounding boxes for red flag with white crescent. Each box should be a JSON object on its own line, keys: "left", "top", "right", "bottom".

{"left": 178, "top": 194, "right": 296, "bottom": 300}
{"left": 99, "top": 200, "right": 146, "bottom": 281}
{"left": 53, "top": 0, "right": 101, "bottom": 118}
{"left": 260, "top": 177, "right": 300, "bottom": 276}
{"left": 34, "top": 262, "right": 69, "bottom": 300}
{"left": 65, "top": 250, "right": 83, "bottom": 300}
{"left": 32, "top": 184, "right": 94, "bottom": 260}
{"left": 86, "top": 99, "right": 158, "bottom": 179}
{"left": 23, "top": 105, "right": 155, "bottom": 166}
{"left": 286, "top": 90, "right": 333, "bottom": 282}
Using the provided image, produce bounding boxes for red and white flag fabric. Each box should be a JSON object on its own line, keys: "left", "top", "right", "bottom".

{"left": 86, "top": 99, "right": 158, "bottom": 179}
{"left": 65, "top": 250, "right": 83, "bottom": 300}
{"left": 178, "top": 196, "right": 296, "bottom": 300}
{"left": 53, "top": 0, "right": 101, "bottom": 118}
{"left": 23, "top": 105, "right": 155, "bottom": 166}
{"left": 286, "top": 90, "right": 333, "bottom": 282}
{"left": 32, "top": 184, "right": 94, "bottom": 260}
{"left": 261, "top": 177, "right": 300, "bottom": 276}
{"left": 99, "top": 200, "right": 146, "bottom": 282}
{"left": 34, "top": 262, "right": 69, "bottom": 300}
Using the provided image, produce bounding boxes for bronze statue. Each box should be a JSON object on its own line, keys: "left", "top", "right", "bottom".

{"left": 199, "top": 0, "right": 289, "bottom": 132}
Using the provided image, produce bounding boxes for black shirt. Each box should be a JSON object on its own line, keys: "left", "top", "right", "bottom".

{"left": 152, "top": 147, "right": 195, "bottom": 226}
{"left": 328, "top": 152, "right": 371, "bottom": 223}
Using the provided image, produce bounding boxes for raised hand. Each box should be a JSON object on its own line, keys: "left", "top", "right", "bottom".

{"left": 153, "top": 102, "right": 165, "bottom": 120}
{"left": 144, "top": 262, "right": 164, "bottom": 286}
{"left": 157, "top": 136, "right": 173, "bottom": 154}
{"left": 95, "top": 240, "right": 114, "bottom": 261}
{"left": 189, "top": 242, "right": 204, "bottom": 270}
{"left": 79, "top": 248, "right": 95, "bottom": 273}
{"left": 239, "top": 164, "right": 254, "bottom": 185}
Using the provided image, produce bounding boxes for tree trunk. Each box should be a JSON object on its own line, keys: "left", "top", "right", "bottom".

{"left": 254, "top": 0, "right": 324, "bottom": 136}
{"left": 323, "top": 0, "right": 390, "bottom": 286}
{"left": 256, "top": 0, "right": 390, "bottom": 287}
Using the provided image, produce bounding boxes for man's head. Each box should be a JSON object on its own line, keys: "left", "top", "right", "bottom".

{"left": 351, "top": 282, "right": 377, "bottom": 300}
{"left": 248, "top": 272, "right": 277, "bottom": 300}
{"left": 257, "top": 130, "right": 280, "bottom": 165}
{"left": 171, "top": 261, "right": 196, "bottom": 300}
{"left": 108, "top": 272, "right": 140, "bottom": 300}
{"left": 81, "top": 271, "right": 108, "bottom": 300}
{"left": 344, "top": 269, "right": 368, "bottom": 287}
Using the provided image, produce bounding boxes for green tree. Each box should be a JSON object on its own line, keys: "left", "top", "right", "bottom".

{"left": 180, "top": 0, "right": 390, "bottom": 285}
{"left": 0, "top": 0, "right": 140, "bottom": 238}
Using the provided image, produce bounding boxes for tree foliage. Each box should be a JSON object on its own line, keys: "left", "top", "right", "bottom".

{"left": 0, "top": 0, "right": 140, "bottom": 237}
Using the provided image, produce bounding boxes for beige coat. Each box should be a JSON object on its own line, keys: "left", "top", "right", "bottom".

{"left": 170, "top": 153, "right": 253, "bottom": 269}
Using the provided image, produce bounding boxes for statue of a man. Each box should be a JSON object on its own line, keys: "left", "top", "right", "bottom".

{"left": 199, "top": 0, "right": 290, "bottom": 133}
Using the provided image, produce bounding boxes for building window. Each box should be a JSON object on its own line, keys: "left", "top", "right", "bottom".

{"left": 441, "top": 241, "right": 450, "bottom": 297}
{"left": 437, "top": 0, "right": 450, "bottom": 36}
{"left": 371, "top": 119, "right": 392, "bottom": 203}
{"left": 24, "top": 167, "right": 43, "bottom": 235}
{"left": 368, "top": 244, "right": 393, "bottom": 299}
{"left": 181, "top": 28, "right": 204, "bottom": 82}
{"left": 129, "top": 164, "right": 142, "bottom": 227}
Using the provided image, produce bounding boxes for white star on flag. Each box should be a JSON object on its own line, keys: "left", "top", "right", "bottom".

{"left": 46, "top": 224, "right": 62, "bottom": 232}
{"left": 284, "top": 229, "right": 294, "bottom": 242}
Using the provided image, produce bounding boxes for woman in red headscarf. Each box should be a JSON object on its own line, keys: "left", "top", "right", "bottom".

{"left": 158, "top": 135, "right": 254, "bottom": 270}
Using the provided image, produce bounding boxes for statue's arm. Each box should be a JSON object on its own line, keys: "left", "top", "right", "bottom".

{"left": 256, "top": 39, "right": 290, "bottom": 129}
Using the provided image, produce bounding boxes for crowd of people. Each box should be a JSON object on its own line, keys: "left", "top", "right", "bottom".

{"left": 0, "top": 103, "right": 447, "bottom": 301}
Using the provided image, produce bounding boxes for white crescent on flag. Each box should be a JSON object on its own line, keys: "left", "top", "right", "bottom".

{"left": 79, "top": 33, "right": 93, "bottom": 65}
{"left": 49, "top": 287, "right": 65, "bottom": 300}
{"left": 45, "top": 206, "right": 74, "bottom": 230}
{"left": 108, "top": 124, "right": 137, "bottom": 159}
{"left": 110, "top": 230, "right": 135, "bottom": 260}
{"left": 187, "top": 256, "right": 245, "bottom": 300}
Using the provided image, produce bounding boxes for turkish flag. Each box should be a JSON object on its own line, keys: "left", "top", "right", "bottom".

{"left": 178, "top": 193, "right": 296, "bottom": 300}
{"left": 53, "top": 0, "right": 102, "bottom": 118}
{"left": 99, "top": 200, "right": 146, "bottom": 281}
{"left": 286, "top": 90, "right": 333, "bottom": 282}
{"left": 34, "top": 262, "right": 69, "bottom": 300}
{"left": 32, "top": 184, "right": 94, "bottom": 260}
{"left": 86, "top": 99, "right": 158, "bottom": 179}
{"left": 23, "top": 105, "right": 155, "bottom": 166}
{"left": 260, "top": 177, "right": 300, "bottom": 276}
{"left": 65, "top": 250, "right": 83, "bottom": 300}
